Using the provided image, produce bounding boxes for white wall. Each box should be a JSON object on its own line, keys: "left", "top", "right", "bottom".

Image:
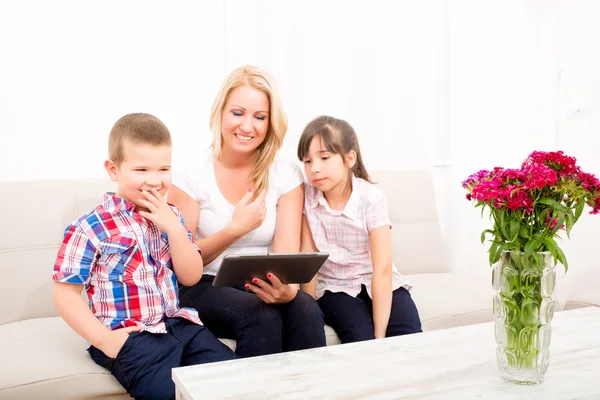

{"left": 553, "top": 0, "right": 600, "bottom": 297}
{"left": 223, "top": 0, "right": 444, "bottom": 170}
{"left": 446, "top": 0, "right": 560, "bottom": 278}
{"left": 445, "top": 0, "right": 600, "bottom": 290}
{"left": 0, "top": 0, "right": 443, "bottom": 178}
{"left": 1, "top": 1, "right": 599, "bottom": 279}
{"left": 0, "top": 0, "right": 225, "bottom": 181}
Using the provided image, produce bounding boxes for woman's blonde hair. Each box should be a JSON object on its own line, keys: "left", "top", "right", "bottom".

{"left": 209, "top": 65, "right": 288, "bottom": 194}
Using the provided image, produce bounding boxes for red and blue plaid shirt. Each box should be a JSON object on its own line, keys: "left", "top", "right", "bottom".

{"left": 53, "top": 193, "right": 203, "bottom": 333}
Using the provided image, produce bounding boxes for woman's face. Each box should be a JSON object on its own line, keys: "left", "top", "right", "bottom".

{"left": 220, "top": 85, "right": 270, "bottom": 155}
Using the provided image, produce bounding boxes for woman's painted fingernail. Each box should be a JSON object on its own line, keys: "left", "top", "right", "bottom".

{"left": 252, "top": 278, "right": 258, "bottom": 284}
{"left": 245, "top": 284, "right": 250, "bottom": 289}
{"left": 248, "top": 188, "right": 253, "bottom": 192}
{"left": 267, "top": 273, "right": 272, "bottom": 279}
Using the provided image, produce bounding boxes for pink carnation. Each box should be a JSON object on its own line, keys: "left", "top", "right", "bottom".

{"left": 461, "top": 170, "right": 490, "bottom": 188}
{"left": 522, "top": 150, "right": 578, "bottom": 176}
{"left": 471, "top": 179, "right": 502, "bottom": 202}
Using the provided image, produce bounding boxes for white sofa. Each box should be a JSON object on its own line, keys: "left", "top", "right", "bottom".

{"left": 1, "top": 170, "right": 593, "bottom": 399}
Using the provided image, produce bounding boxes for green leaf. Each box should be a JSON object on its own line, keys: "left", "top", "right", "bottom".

{"left": 498, "top": 212, "right": 510, "bottom": 239}
{"left": 488, "top": 241, "right": 508, "bottom": 266}
{"left": 524, "top": 236, "right": 542, "bottom": 253}
{"left": 555, "top": 245, "right": 569, "bottom": 272}
{"left": 519, "top": 225, "right": 530, "bottom": 239}
{"left": 524, "top": 234, "right": 543, "bottom": 265}
{"left": 564, "top": 213, "right": 574, "bottom": 239}
{"left": 537, "top": 208, "right": 551, "bottom": 227}
{"left": 574, "top": 197, "right": 585, "bottom": 223}
{"left": 489, "top": 241, "right": 499, "bottom": 266}
{"left": 542, "top": 236, "right": 558, "bottom": 261}
{"left": 539, "top": 198, "right": 569, "bottom": 213}
{"left": 550, "top": 213, "right": 565, "bottom": 235}
{"left": 480, "top": 229, "right": 494, "bottom": 244}
{"left": 509, "top": 219, "right": 521, "bottom": 242}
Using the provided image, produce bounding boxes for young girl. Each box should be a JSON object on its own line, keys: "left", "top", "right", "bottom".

{"left": 297, "top": 115, "right": 422, "bottom": 343}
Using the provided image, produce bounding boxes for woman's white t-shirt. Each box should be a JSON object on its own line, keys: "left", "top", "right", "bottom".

{"left": 173, "top": 148, "right": 304, "bottom": 276}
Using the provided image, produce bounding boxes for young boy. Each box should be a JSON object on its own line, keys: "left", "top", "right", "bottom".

{"left": 52, "top": 113, "right": 237, "bottom": 400}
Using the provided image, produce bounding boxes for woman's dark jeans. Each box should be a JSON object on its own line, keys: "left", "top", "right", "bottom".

{"left": 179, "top": 275, "right": 326, "bottom": 357}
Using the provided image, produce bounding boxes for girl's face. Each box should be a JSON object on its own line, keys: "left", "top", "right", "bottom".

{"left": 302, "top": 136, "right": 355, "bottom": 193}
{"left": 220, "top": 85, "right": 270, "bottom": 155}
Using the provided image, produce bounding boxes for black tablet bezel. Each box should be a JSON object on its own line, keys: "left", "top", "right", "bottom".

{"left": 212, "top": 252, "right": 329, "bottom": 287}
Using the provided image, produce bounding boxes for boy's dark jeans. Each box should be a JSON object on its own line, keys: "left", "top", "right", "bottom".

{"left": 89, "top": 318, "right": 237, "bottom": 400}
{"left": 318, "top": 285, "right": 422, "bottom": 344}
{"left": 179, "top": 274, "right": 326, "bottom": 357}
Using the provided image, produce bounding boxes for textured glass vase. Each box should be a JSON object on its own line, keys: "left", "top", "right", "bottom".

{"left": 492, "top": 250, "right": 556, "bottom": 384}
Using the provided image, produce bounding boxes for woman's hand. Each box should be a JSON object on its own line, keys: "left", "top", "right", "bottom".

{"left": 245, "top": 273, "right": 298, "bottom": 304}
{"left": 229, "top": 189, "right": 267, "bottom": 237}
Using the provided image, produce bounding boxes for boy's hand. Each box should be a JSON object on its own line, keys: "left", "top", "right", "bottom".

{"left": 97, "top": 325, "right": 142, "bottom": 358}
{"left": 138, "top": 188, "right": 183, "bottom": 235}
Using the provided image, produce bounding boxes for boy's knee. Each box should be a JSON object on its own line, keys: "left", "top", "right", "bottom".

{"left": 187, "top": 325, "right": 239, "bottom": 362}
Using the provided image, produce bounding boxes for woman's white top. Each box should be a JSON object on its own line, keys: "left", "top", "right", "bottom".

{"left": 173, "top": 148, "right": 303, "bottom": 276}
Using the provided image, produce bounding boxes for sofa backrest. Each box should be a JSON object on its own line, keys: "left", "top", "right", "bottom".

{"left": 0, "top": 178, "right": 117, "bottom": 325}
{"left": 0, "top": 170, "right": 447, "bottom": 325}
{"left": 369, "top": 170, "right": 448, "bottom": 275}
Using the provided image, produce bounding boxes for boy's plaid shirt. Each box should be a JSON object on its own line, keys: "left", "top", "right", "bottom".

{"left": 53, "top": 193, "right": 202, "bottom": 333}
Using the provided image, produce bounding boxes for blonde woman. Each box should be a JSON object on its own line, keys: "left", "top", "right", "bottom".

{"left": 169, "top": 66, "right": 326, "bottom": 357}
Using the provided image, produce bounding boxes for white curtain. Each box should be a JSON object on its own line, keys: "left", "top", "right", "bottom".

{"left": 0, "top": 1, "right": 226, "bottom": 181}
{"left": 222, "top": 0, "right": 447, "bottom": 170}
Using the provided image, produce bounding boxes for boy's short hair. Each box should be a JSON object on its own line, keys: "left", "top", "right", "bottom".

{"left": 109, "top": 113, "right": 172, "bottom": 165}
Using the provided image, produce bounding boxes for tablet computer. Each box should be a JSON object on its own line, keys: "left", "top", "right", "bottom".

{"left": 212, "top": 252, "right": 329, "bottom": 287}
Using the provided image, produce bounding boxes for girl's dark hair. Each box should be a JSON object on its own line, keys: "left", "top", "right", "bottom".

{"left": 297, "top": 115, "right": 372, "bottom": 183}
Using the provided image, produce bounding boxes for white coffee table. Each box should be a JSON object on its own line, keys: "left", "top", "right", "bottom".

{"left": 172, "top": 307, "right": 600, "bottom": 399}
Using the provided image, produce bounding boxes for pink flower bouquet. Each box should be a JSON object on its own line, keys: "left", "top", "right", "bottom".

{"left": 462, "top": 151, "right": 600, "bottom": 270}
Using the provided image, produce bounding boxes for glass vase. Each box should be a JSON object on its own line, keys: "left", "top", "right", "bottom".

{"left": 492, "top": 250, "right": 556, "bottom": 384}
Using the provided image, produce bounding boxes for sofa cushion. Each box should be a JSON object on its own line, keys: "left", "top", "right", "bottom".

{"left": 0, "top": 317, "right": 129, "bottom": 400}
{"left": 0, "top": 316, "right": 341, "bottom": 399}
{"left": 325, "top": 324, "right": 341, "bottom": 346}
{"left": 0, "top": 248, "right": 62, "bottom": 325}
{"left": 562, "top": 269, "right": 600, "bottom": 310}
{"left": 407, "top": 272, "right": 494, "bottom": 331}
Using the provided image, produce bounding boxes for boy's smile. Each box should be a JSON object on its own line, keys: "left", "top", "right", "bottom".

{"left": 105, "top": 139, "right": 172, "bottom": 210}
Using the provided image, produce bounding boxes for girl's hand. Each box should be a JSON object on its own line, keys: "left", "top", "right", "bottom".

{"left": 138, "top": 189, "right": 183, "bottom": 235}
{"left": 374, "top": 329, "right": 387, "bottom": 339}
{"left": 245, "top": 273, "right": 298, "bottom": 304}
{"left": 229, "top": 189, "right": 267, "bottom": 237}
